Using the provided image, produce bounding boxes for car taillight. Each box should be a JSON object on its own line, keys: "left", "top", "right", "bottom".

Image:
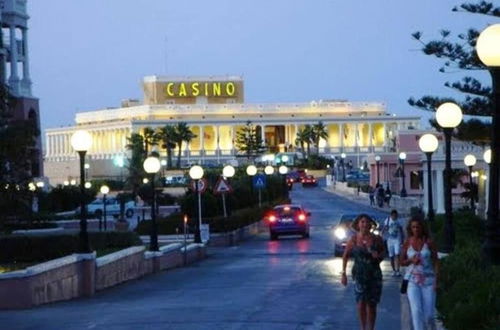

{"left": 298, "top": 213, "right": 306, "bottom": 221}
{"left": 312, "top": 179, "right": 316, "bottom": 183}
{"left": 268, "top": 215, "right": 277, "bottom": 223}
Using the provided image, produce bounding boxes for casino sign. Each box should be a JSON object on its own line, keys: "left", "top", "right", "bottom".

{"left": 165, "top": 81, "right": 237, "bottom": 98}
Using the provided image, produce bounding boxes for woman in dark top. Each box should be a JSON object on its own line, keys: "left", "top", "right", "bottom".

{"left": 341, "top": 214, "right": 385, "bottom": 330}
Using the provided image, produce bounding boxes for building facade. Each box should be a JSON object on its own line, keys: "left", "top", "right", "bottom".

{"left": 43, "top": 75, "right": 420, "bottom": 185}
{"left": 0, "top": 0, "right": 42, "bottom": 176}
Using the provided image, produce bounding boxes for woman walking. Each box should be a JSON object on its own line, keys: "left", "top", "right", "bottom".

{"left": 400, "top": 218, "right": 439, "bottom": 330}
{"left": 341, "top": 214, "right": 385, "bottom": 330}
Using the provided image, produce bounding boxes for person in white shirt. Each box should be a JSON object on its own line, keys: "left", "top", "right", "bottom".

{"left": 382, "top": 209, "right": 404, "bottom": 276}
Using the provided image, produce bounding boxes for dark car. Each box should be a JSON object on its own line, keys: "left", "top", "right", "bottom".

{"left": 301, "top": 175, "right": 318, "bottom": 187}
{"left": 333, "top": 213, "right": 382, "bottom": 256}
{"left": 265, "top": 204, "right": 311, "bottom": 240}
{"left": 345, "top": 172, "right": 370, "bottom": 184}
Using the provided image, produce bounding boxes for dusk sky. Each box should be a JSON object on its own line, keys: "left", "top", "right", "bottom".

{"left": 28, "top": 1, "right": 495, "bottom": 131}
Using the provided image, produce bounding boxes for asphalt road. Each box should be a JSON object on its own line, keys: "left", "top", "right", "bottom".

{"left": 0, "top": 180, "right": 405, "bottom": 330}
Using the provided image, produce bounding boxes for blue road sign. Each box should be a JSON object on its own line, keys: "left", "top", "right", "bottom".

{"left": 253, "top": 174, "right": 266, "bottom": 189}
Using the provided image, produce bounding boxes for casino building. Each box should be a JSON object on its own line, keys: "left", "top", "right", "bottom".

{"left": 43, "top": 75, "right": 420, "bottom": 184}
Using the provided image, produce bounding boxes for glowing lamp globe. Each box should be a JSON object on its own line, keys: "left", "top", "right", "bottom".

{"left": 464, "top": 154, "right": 477, "bottom": 167}
{"left": 483, "top": 149, "right": 491, "bottom": 164}
{"left": 476, "top": 24, "right": 500, "bottom": 67}
{"left": 282, "top": 155, "right": 289, "bottom": 162}
{"left": 143, "top": 157, "right": 161, "bottom": 174}
{"left": 375, "top": 155, "right": 381, "bottom": 162}
{"left": 418, "top": 134, "right": 439, "bottom": 153}
{"left": 436, "top": 103, "right": 463, "bottom": 128}
{"left": 246, "top": 165, "right": 257, "bottom": 176}
{"left": 399, "top": 152, "right": 407, "bottom": 160}
{"left": 189, "top": 165, "right": 204, "bottom": 180}
{"left": 84, "top": 182, "right": 92, "bottom": 189}
{"left": 341, "top": 153, "right": 346, "bottom": 159}
{"left": 70, "top": 130, "right": 92, "bottom": 152}
{"left": 100, "top": 185, "right": 110, "bottom": 195}
{"left": 264, "top": 165, "right": 274, "bottom": 175}
{"left": 279, "top": 165, "right": 288, "bottom": 175}
{"left": 222, "top": 165, "right": 235, "bottom": 178}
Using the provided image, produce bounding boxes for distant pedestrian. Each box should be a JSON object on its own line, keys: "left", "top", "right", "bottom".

{"left": 401, "top": 218, "right": 439, "bottom": 330}
{"left": 384, "top": 186, "right": 392, "bottom": 207}
{"left": 377, "top": 185, "right": 385, "bottom": 207}
{"left": 369, "top": 186, "right": 375, "bottom": 206}
{"left": 381, "top": 209, "right": 404, "bottom": 276}
{"left": 341, "top": 214, "right": 385, "bottom": 330}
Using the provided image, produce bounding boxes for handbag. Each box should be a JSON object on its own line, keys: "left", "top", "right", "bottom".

{"left": 400, "top": 279, "right": 409, "bottom": 294}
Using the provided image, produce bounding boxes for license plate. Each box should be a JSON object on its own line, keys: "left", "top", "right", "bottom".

{"left": 281, "top": 218, "right": 293, "bottom": 223}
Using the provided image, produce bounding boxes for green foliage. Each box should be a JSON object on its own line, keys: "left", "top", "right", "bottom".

{"left": 0, "top": 231, "right": 142, "bottom": 263}
{"left": 311, "top": 121, "right": 329, "bottom": 155}
{"left": 429, "top": 210, "right": 483, "bottom": 250}
{"left": 235, "top": 121, "right": 266, "bottom": 160}
{"left": 39, "top": 185, "right": 97, "bottom": 213}
{"left": 295, "top": 125, "right": 313, "bottom": 158}
{"left": 173, "top": 122, "right": 196, "bottom": 168}
{"left": 300, "top": 154, "right": 331, "bottom": 169}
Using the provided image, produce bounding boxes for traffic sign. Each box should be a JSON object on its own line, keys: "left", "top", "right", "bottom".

{"left": 190, "top": 178, "right": 208, "bottom": 193}
{"left": 214, "top": 178, "right": 233, "bottom": 194}
{"left": 253, "top": 174, "right": 266, "bottom": 189}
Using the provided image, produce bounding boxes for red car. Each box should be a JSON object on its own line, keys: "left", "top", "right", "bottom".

{"left": 301, "top": 175, "right": 318, "bottom": 187}
{"left": 265, "top": 204, "right": 311, "bottom": 240}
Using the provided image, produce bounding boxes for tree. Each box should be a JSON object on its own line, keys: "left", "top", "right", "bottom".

{"left": 235, "top": 121, "right": 265, "bottom": 160}
{"left": 174, "top": 122, "right": 196, "bottom": 168}
{"left": 156, "top": 125, "right": 176, "bottom": 169}
{"left": 312, "top": 121, "right": 329, "bottom": 155}
{"left": 295, "top": 125, "right": 314, "bottom": 158}
{"left": 408, "top": 1, "right": 500, "bottom": 145}
{"left": 125, "top": 133, "right": 146, "bottom": 195}
{"left": 142, "top": 127, "right": 158, "bottom": 156}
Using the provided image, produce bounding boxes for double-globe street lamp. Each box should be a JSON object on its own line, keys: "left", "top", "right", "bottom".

{"left": 464, "top": 154, "right": 477, "bottom": 212}
{"left": 436, "top": 102, "right": 463, "bottom": 253}
{"left": 189, "top": 165, "right": 204, "bottom": 244}
{"left": 375, "top": 155, "right": 381, "bottom": 186}
{"left": 70, "top": 130, "right": 93, "bottom": 253}
{"left": 477, "top": 24, "right": 500, "bottom": 263}
{"left": 143, "top": 156, "right": 161, "bottom": 251}
{"left": 100, "top": 185, "right": 110, "bottom": 231}
{"left": 399, "top": 152, "right": 407, "bottom": 197}
{"left": 419, "top": 134, "right": 439, "bottom": 223}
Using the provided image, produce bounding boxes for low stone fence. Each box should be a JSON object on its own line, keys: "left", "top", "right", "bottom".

{"left": 0, "top": 243, "right": 207, "bottom": 309}
{"left": 208, "top": 221, "right": 266, "bottom": 247}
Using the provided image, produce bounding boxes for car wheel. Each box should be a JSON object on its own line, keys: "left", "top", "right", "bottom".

{"left": 125, "top": 209, "right": 134, "bottom": 218}
{"left": 270, "top": 232, "right": 278, "bottom": 240}
{"left": 94, "top": 209, "right": 103, "bottom": 218}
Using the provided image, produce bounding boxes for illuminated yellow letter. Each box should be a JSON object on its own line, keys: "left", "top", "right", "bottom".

{"left": 179, "top": 83, "right": 187, "bottom": 97}
{"left": 226, "top": 82, "right": 235, "bottom": 96}
{"left": 204, "top": 83, "right": 209, "bottom": 96}
{"left": 192, "top": 82, "right": 200, "bottom": 96}
{"left": 213, "top": 83, "right": 221, "bottom": 96}
{"left": 166, "top": 83, "right": 175, "bottom": 96}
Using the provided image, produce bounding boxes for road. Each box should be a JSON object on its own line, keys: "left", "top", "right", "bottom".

{"left": 0, "top": 180, "right": 405, "bottom": 330}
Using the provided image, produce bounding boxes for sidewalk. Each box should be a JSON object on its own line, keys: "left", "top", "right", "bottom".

{"left": 323, "top": 184, "right": 391, "bottom": 214}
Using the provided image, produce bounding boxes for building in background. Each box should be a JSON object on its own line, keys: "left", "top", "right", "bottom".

{"left": 43, "top": 75, "right": 420, "bottom": 185}
{"left": 0, "top": 0, "right": 42, "bottom": 176}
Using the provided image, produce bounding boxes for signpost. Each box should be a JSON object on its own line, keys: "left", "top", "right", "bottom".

{"left": 253, "top": 174, "right": 266, "bottom": 207}
{"left": 214, "top": 177, "right": 233, "bottom": 218}
{"left": 190, "top": 178, "right": 208, "bottom": 193}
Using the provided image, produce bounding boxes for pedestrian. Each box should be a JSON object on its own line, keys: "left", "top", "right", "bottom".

{"left": 377, "top": 185, "right": 385, "bottom": 207}
{"left": 385, "top": 185, "right": 392, "bottom": 207}
{"left": 381, "top": 209, "right": 404, "bottom": 276}
{"left": 400, "top": 217, "right": 439, "bottom": 330}
{"left": 369, "top": 186, "right": 375, "bottom": 206}
{"left": 341, "top": 214, "right": 385, "bottom": 330}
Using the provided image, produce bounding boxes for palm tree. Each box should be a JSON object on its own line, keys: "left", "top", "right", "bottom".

{"left": 142, "top": 127, "right": 158, "bottom": 157}
{"left": 125, "top": 133, "right": 146, "bottom": 194}
{"left": 156, "top": 125, "right": 176, "bottom": 169}
{"left": 312, "top": 121, "right": 329, "bottom": 155}
{"left": 174, "top": 122, "right": 196, "bottom": 168}
{"left": 295, "top": 125, "right": 314, "bottom": 158}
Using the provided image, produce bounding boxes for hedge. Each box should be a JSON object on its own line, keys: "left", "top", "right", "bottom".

{"left": 0, "top": 231, "right": 142, "bottom": 263}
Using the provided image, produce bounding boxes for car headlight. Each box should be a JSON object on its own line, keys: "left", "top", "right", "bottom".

{"left": 373, "top": 229, "right": 380, "bottom": 236}
{"left": 334, "top": 227, "right": 347, "bottom": 240}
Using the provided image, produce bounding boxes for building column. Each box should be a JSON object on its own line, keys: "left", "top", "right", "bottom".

{"left": 8, "top": 25, "right": 20, "bottom": 94}
{"left": 261, "top": 124, "right": 266, "bottom": 145}
{"left": 339, "top": 124, "right": 344, "bottom": 150}
{"left": 45, "top": 135, "right": 51, "bottom": 157}
{"left": 368, "top": 124, "right": 373, "bottom": 149}
{"left": 230, "top": 126, "right": 235, "bottom": 155}
{"left": 21, "top": 28, "right": 32, "bottom": 96}
{"left": 215, "top": 125, "right": 220, "bottom": 150}
{"left": 199, "top": 126, "right": 204, "bottom": 155}
{"left": 436, "top": 169, "right": 445, "bottom": 214}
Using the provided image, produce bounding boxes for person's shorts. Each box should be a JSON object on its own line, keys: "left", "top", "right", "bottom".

{"left": 387, "top": 239, "right": 401, "bottom": 257}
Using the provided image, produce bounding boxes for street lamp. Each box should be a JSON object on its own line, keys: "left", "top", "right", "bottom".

{"left": 143, "top": 156, "right": 161, "bottom": 251}
{"left": 464, "top": 154, "right": 477, "bottom": 212}
{"left": 419, "top": 134, "right": 439, "bottom": 222}
{"left": 483, "top": 149, "right": 491, "bottom": 165}
{"left": 70, "top": 130, "right": 93, "bottom": 253}
{"left": 264, "top": 165, "right": 274, "bottom": 175}
{"left": 279, "top": 165, "right": 289, "bottom": 199}
{"left": 341, "top": 153, "right": 347, "bottom": 182}
{"left": 477, "top": 24, "right": 500, "bottom": 263}
{"left": 399, "top": 152, "right": 407, "bottom": 197}
{"left": 246, "top": 164, "right": 257, "bottom": 195}
{"left": 375, "top": 155, "right": 381, "bottom": 186}
{"left": 189, "top": 165, "right": 204, "bottom": 244}
{"left": 100, "top": 185, "right": 109, "bottom": 231}
{"left": 221, "top": 165, "right": 235, "bottom": 218}
{"left": 436, "top": 102, "right": 463, "bottom": 252}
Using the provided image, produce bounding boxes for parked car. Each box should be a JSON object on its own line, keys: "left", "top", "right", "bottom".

{"left": 164, "top": 175, "right": 187, "bottom": 185}
{"left": 301, "top": 175, "right": 318, "bottom": 187}
{"left": 345, "top": 172, "right": 370, "bottom": 183}
{"left": 78, "top": 198, "right": 136, "bottom": 218}
{"left": 333, "top": 213, "right": 381, "bottom": 256}
{"left": 264, "top": 204, "right": 311, "bottom": 240}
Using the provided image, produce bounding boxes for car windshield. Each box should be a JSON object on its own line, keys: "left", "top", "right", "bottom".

{"left": 274, "top": 206, "right": 301, "bottom": 216}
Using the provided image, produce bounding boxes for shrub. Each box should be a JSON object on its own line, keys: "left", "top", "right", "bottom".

{"left": 430, "top": 211, "right": 483, "bottom": 250}
{"left": 0, "top": 231, "right": 142, "bottom": 263}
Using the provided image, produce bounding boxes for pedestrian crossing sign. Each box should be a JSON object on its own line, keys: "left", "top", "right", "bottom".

{"left": 214, "top": 178, "right": 233, "bottom": 194}
{"left": 253, "top": 174, "right": 266, "bottom": 189}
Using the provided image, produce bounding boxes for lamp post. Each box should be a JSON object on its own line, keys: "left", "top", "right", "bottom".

{"left": 419, "top": 134, "right": 439, "bottom": 223}
{"left": 143, "top": 156, "right": 161, "bottom": 251}
{"left": 222, "top": 165, "right": 235, "bottom": 218}
{"left": 246, "top": 164, "right": 257, "bottom": 195}
{"left": 189, "top": 165, "right": 204, "bottom": 244}
{"left": 375, "top": 155, "right": 381, "bottom": 186}
{"left": 341, "top": 153, "right": 346, "bottom": 182}
{"left": 399, "top": 152, "right": 407, "bottom": 197}
{"left": 436, "top": 102, "right": 463, "bottom": 253}
{"left": 477, "top": 24, "right": 500, "bottom": 264}
{"left": 100, "top": 185, "right": 109, "bottom": 231}
{"left": 279, "top": 165, "right": 289, "bottom": 199}
{"left": 464, "top": 154, "right": 477, "bottom": 212}
{"left": 70, "top": 130, "right": 93, "bottom": 253}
